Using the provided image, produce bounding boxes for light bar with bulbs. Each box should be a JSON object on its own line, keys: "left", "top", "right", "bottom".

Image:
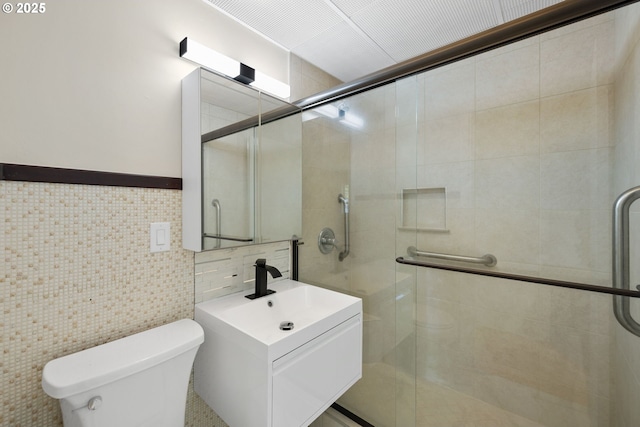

{"left": 179, "top": 37, "right": 290, "bottom": 99}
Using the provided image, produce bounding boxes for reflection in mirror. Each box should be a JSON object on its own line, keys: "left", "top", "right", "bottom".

{"left": 202, "top": 128, "right": 254, "bottom": 249}
{"left": 183, "top": 68, "right": 302, "bottom": 251}
{"left": 258, "top": 114, "right": 302, "bottom": 242}
{"left": 200, "top": 69, "right": 288, "bottom": 136}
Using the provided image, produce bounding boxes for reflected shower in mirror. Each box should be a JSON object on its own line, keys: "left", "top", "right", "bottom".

{"left": 182, "top": 68, "right": 302, "bottom": 252}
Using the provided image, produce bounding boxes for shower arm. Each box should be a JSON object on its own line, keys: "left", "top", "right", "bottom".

{"left": 613, "top": 186, "right": 640, "bottom": 337}
{"left": 338, "top": 194, "right": 350, "bottom": 261}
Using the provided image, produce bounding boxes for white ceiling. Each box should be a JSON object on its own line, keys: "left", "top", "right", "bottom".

{"left": 203, "top": 0, "right": 563, "bottom": 82}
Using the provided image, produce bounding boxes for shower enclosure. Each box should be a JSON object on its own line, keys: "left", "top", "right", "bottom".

{"left": 298, "top": 1, "right": 640, "bottom": 426}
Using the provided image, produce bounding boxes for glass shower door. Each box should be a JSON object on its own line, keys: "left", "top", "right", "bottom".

{"left": 300, "top": 5, "right": 640, "bottom": 427}
{"left": 401, "top": 4, "right": 640, "bottom": 426}
{"left": 299, "top": 79, "right": 418, "bottom": 427}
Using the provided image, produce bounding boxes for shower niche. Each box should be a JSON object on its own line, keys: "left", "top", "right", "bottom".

{"left": 400, "top": 187, "right": 448, "bottom": 232}
{"left": 182, "top": 68, "right": 302, "bottom": 252}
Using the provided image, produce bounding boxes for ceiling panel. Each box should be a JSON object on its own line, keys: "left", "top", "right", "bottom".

{"left": 500, "top": 0, "right": 564, "bottom": 21}
{"left": 351, "top": 0, "right": 501, "bottom": 62}
{"left": 203, "top": 0, "right": 343, "bottom": 48}
{"left": 328, "top": 0, "right": 379, "bottom": 17}
{"left": 292, "top": 21, "right": 396, "bottom": 82}
{"left": 203, "top": 0, "right": 566, "bottom": 83}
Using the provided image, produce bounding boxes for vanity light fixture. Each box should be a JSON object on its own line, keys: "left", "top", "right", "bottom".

{"left": 179, "top": 37, "right": 290, "bottom": 99}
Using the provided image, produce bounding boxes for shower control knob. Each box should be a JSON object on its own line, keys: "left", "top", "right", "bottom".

{"left": 318, "top": 227, "right": 337, "bottom": 254}
{"left": 87, "top": 396, "right": 102, "bottom": 411}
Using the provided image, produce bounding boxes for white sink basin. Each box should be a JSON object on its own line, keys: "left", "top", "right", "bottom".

{"left": 194, "top": 279, "right": 362, "bottom": 427}
{"left": 195, "top": 279, "right": 361, "bottom": 359}
{"left": 216, "top": 279, "right": 355, "bottom": 331}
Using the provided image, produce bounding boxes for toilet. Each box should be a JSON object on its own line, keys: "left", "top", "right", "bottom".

{"left": 42, "top": 319, "right": 204, "bottom": 427}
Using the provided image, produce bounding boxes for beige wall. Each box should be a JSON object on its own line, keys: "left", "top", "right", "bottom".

{"left": 0, "top": 0, "right": 289, "bottom": 177}
{"left": 289, "top": 54, "right": 342, "bottom": 102}
{"left": 1, "top": 41, "right": 338, "bottom": 427}
{"left": 0, "top": 1, "right": 342, "bottom": 425}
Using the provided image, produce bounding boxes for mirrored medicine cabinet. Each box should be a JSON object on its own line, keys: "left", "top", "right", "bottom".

{"left": 182, "top": 67, "right": 302, "bottom": 252}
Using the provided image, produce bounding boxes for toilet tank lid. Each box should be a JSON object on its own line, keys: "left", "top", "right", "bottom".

{"left": 42, "top": 319, "right": 204, "bottom": 399}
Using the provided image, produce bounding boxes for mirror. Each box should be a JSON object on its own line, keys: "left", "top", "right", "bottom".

{"left": 182, "top": 68, "right": 302, "bottom": 252}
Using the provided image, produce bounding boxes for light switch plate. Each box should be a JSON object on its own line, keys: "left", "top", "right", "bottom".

{"left": 150, "top": 222, "right": 170, "bottom": 253}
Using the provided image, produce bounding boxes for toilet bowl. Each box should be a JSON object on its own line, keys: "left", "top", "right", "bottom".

{"left": 42, "top": 319, "right": 204, "bottom": 427}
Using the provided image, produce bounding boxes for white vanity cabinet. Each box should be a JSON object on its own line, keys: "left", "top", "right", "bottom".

{"left": 193, "top": 280, "right": 362, "bottom": 427}
{"left": 272, "top": 315, "right": 361, "bottom": 426}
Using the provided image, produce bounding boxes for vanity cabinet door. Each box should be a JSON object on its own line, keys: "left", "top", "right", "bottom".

{"left": 272, "top": 315, "right": 362, "bottom": 427}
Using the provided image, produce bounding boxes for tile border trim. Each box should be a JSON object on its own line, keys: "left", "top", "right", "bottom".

{"left": 0, "top": 163, "right": 182, "bottom": 190}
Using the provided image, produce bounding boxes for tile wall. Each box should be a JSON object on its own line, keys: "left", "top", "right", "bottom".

{"left": 289, "top": 56, "right": 342, "bottom": 102}
{"left": 410, "top": 11, "right": 617, "bottom": 427}
{"left": 409, "top": 8, "right": 640, "bottom": 427}
{"left": 0, "top": 181, "right": 204, "bottom": 426}
{"left": 194, "top": 241, "right": 290, "bottom": 303}
{"left": 413, "top": 12, "right": 615, "bottom": 282}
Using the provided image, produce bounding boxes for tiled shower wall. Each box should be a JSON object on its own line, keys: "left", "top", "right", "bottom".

{"left": 299, "top": 7, "right": 640, "bottom": 427}
{"left": 407, "top": 7, "right": 640, "bottom": 427}
{"left": 409, "top": 11, "right": 616, "bottom": 427}
{"left": 410, "top": 12, "right": 615, "bottom": 283}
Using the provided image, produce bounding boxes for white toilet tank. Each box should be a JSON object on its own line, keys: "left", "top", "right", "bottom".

{"left": 42, "top": 319, "right": 204, "bottom": 427}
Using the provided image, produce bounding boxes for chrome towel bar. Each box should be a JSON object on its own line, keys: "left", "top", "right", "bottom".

{"left": 407, "top": 246, "right": 497, "bottom": 267}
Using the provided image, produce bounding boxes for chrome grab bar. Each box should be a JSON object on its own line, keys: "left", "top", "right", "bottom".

{"left": 211, "top": 199, "right": 221, "bottom": 248}
{"left": 407, "top": 246, "right": 497, "bottom": 267}
{"left": 396, "top": 256, "right": 640, "bottom": 298}
{"left": 613, "top": 186, "right": 640, "bottom": 337}
{"left": 338, "top": 193, "right": 350, "bottom": 261}
{"left": 205, "top": 199, "right": 253, "bottom": 243}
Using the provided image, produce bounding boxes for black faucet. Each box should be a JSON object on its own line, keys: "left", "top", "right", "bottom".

{"left": 245, "top": 258, "right": 282, "bottom": 300}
